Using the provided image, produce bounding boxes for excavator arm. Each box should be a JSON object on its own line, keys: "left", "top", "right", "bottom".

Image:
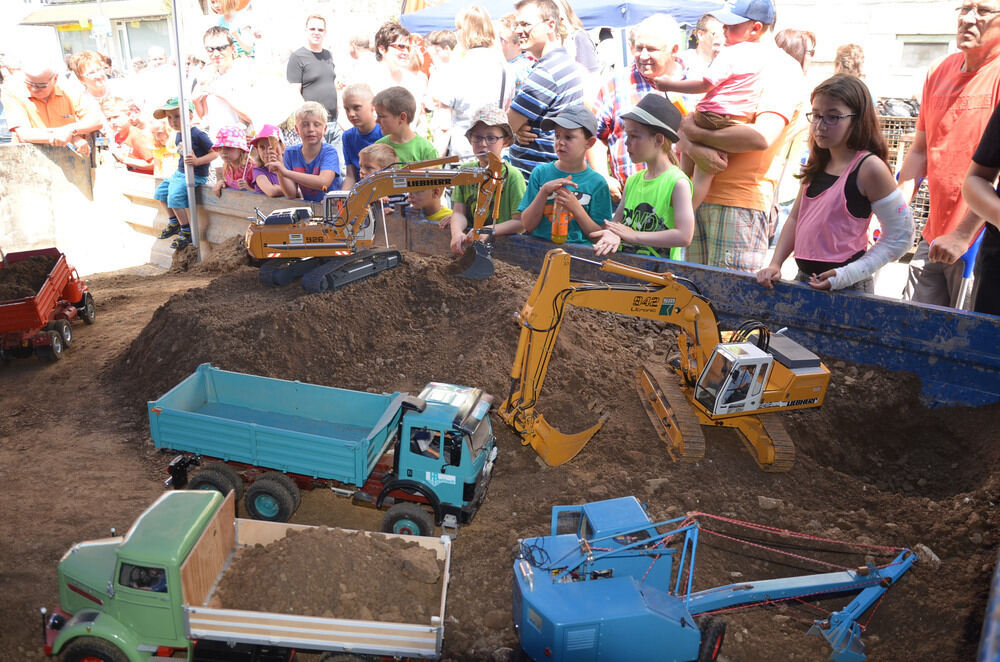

{"left": 498, "top": 249, "right": 829, "bottom": 470}
{"left": 245, "top": 153, "right": 506, "bottom": 287}
{"left": 497, "top": 249, "right": 723, "bottom": 466}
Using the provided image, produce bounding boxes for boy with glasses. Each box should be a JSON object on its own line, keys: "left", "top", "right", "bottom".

{"left": 449, "top": 105, "right": 526, "bottom": 255}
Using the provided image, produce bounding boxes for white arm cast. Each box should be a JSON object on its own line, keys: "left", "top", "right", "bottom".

{"left": 827, "top": 190, "right": 914, "bottom": 290}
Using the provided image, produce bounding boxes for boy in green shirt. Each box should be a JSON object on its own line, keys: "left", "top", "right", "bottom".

{"left": 374, "top": 86, "right": 438, "bottom": 162}
{"left": 449, "top": 105, "right": 527, "bottom": 255}
{"left": 590, "top": 94, "right": 694, "bottom": 259}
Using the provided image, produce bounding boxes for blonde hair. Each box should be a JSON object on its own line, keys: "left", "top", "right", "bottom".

{"left": 456, "top": 7, "right": 495, "bottom": 49}
{"left": 295, "top": 101, "right": 329, "bottom": 124}
{"left": 359, "top": 143, "right": 397, "bottom": 169}
{"left": 342, "top": 83, "right": 374, "bottom": 102}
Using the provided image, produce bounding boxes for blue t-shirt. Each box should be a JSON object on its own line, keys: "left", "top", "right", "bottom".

{"left": 343, "top": 124, "right": 383, "bottom": 174}
{"left": 518, "top": 162, "right": 612, "bottom": 244}
{"left": 283, "top": 142, "right": 342, "bottom": 202}
{"left": 176, "top": 127, "right": 214, "bottom": 178}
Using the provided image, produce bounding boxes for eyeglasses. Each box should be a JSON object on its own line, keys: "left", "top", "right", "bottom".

{"left": 81, "top": 69, "right": 106, "bottom": 79}
{"left": 470, "top": 134, "right": 504, "bottom": 145}
{"left": 388, "top": 43, "right": 411, "bottom": 52}
{"left": 25, "top": 78, "right": 53, "bottom": 89}
{"left": 955, "top": 4, "right": 1000, "bottom": 18}
{"left": 806, "top": 112, "right": 856, "bottom": 126}
{"left": 205, "top": 43, "right": 232, "bottom": 53}
{"left": 307, "top": 27, "right": 326, "bottom": 32}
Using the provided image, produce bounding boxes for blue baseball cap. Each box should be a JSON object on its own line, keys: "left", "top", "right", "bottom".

{"left": 711, "top": 0, "right": 775, "bottom": 26}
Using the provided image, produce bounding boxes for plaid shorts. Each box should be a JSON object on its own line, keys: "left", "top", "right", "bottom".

{"left": 688, "top": 203, "right": 770, "bottom": 273}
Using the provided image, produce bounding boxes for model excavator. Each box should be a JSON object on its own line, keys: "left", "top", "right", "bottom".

{"left": 497, "top": 249, "right": 831, "bottom": 471}
{"left": 245, "top": 153, "right": 505, "bottom": 292}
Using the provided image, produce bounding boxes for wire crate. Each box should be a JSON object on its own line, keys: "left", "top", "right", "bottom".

{"left": 878, "top": 115, "right": 918, "bottom": 173}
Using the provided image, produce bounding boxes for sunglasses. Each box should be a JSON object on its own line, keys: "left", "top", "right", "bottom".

{"left": 205, "top": 43, "right": 232, "bottom": 54}
{"left": 26, "top": 78, "right": 54, "bottom": 89}
{"left": 388, "top": 43, "right": 411, "bottom": 52}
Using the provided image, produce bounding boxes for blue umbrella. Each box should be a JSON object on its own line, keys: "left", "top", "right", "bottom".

{"left": 400, "top": 0, "right": 724, "bottom": 33}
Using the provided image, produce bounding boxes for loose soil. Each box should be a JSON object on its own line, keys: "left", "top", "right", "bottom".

{"left": 1, "top": 243, "right": 997, "bottom": 662}
{"left": 215, "top": 527, "right": 443, "bottom": 624}
{"left": 0, "top": 255, "right": 58, "bottom": 300}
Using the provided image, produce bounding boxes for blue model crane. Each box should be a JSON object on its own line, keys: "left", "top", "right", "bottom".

{"left": 513, "top": 497, "right": 915, "bottom": 662}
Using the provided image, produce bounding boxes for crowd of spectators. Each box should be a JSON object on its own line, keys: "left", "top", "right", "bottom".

{"left": 0, "top": 0, "right": 997, "bottom": 315}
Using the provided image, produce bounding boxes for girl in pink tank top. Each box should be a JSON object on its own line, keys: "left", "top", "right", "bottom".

{"left": 757, "top": 75, "right": 913, "bottom": 292}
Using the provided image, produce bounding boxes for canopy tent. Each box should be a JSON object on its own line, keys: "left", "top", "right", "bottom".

{"left": 400, "top": 0, "right": 723, "bottom": 33}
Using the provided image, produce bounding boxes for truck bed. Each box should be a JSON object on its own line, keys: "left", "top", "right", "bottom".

{"left": 150, "top": 364, "right": 406, "bottom": 487}
{"left": 180, "top": 493, "right": 450, "bottom": 659}
{"left": 0, "top": 248, "right": 71, "bottom": 333}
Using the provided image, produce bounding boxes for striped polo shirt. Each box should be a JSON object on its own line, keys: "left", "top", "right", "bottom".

{"left": 509, "top": 48, "right": 583, "bottom": 179}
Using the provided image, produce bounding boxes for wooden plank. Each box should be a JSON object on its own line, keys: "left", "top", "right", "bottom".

{"left": 180, "top": 491, "right": 236, "bottom": 607}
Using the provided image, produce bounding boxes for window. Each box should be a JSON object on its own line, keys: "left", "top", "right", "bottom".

{"left": 897, "top": 35, "right": 953, "bottom": 69}
{"left": 120, "top": 563, "right": 167, "bottom": 593}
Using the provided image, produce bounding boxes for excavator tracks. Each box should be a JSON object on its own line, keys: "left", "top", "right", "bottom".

{"left": 637, "top": 364, "right": 705, "bottom": 462}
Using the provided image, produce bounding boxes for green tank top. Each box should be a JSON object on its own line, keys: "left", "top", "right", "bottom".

{"left": 621, "top": 166, "right": 690, "bottom": 260}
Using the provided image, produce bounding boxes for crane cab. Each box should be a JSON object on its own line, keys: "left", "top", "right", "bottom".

{"left": 694, "top": 342, "right": 773, "bottom": 415}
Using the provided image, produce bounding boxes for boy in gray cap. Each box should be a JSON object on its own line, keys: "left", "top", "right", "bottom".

{"left": 591, "top": 93, "right": 695, "bottom": 259}
{"left": 517, "top": 104, "right": 613, "bottom": 245}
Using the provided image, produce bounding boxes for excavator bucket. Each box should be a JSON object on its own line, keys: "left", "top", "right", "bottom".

{"left": 522, "top": 411, "right": 608, "bottom": 466}
{"left": 450, "top": 240, "right": 494, "bottom": 279}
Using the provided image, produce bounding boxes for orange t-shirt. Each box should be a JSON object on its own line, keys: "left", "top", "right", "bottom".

{"left": 2, "top": 83, "right": 85, "bottom": 131}
{"left": 917, "top": 51, "right": 1000, "bottom": 242}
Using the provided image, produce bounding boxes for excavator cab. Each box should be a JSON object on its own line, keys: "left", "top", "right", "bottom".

{"left": 694, "top": 343, "right": 773, "bottom": 416}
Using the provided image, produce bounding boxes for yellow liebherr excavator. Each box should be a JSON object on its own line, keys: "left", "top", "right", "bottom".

{"left": 245, "top": 153, "right": 505, "bottom": 292}
{"left": 497, "top": 250, "right": 831, "bottom": 471}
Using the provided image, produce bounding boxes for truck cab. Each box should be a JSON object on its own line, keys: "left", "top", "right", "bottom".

{"left": 693, "top": 342, "right": 773, "bottom": 416}
{"left": 45, "top": 491, "right": 222, "bottom": 661}
{"left": 393, "top": 383, "right": 498, "bottom": 531}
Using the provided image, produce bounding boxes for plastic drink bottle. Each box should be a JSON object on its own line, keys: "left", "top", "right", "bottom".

{"left": 550, "top": 202, "right": 569, "bottom": 244}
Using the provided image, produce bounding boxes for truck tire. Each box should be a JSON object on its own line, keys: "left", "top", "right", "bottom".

{"left": 697, "top": 616, "right": 726, "bottom": 662}
{"left": 38, "top": 330, "right": 64, "bottom": 362}
{"left": 203, "top": 461, "right": 245, "bottom": 500}
{"left": 48, "top": 320, "right": 73, "bottom": 348}
{"left": 77, "top": 292, "right": 96, "bottom": 324}
{"left": 189, "top": 467, "right": 243, "bottom": 501}
{"left": 61, "top": 636, "right": 128, "bottom": 662}
{"left": 245, "top": 477, "right": 296, "bottom": 522}
{"left": 261, "top": 471, "right": 301, "bottom": 510}
{"left": 381, "top": 503, "right": 434, "bottom": 537}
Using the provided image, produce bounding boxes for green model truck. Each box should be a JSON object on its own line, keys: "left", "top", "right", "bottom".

{"left": 43, "top": 490, "right": 453, "bottom": 661}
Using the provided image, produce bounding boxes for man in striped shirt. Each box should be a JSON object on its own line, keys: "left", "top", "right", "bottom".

{"left": 507, "top": 0, "right": 583, "bottom": 179}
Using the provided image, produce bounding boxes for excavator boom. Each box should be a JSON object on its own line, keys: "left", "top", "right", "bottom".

{"left": 499, "top": 249, "right": 829, "bottom": 470}
{"left": 246, "top": 153, "right": 505, "bottom": 290}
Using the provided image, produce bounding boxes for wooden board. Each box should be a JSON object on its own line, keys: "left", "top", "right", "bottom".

{"left": 180, "top": 491, "right": 236, "bottom": 607}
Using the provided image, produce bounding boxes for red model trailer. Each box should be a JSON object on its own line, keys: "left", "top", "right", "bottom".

{"left": 0, "top": 248, "right": 95, "bottom": 362}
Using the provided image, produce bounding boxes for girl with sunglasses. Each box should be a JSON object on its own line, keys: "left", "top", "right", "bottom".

{"left": 757, "top": 74, "right": 913, "bottom": 292}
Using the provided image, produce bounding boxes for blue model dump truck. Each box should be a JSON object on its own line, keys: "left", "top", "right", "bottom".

{"left": 149, "top": 364, "right": 498, "bottom": 536}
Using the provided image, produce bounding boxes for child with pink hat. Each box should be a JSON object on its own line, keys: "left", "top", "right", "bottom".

{"left": 211, "top": 125, "right": 253, "bottom": 197}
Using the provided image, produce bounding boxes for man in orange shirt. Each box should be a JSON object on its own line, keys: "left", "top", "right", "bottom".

{"left": 1, "top": 58, "right": 102, "bottom": 156}
{"left": 899, "top": 2, "right": 1000, "bottom": 307}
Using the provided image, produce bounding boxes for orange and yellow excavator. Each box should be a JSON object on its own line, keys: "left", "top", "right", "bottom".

{"left": 245, "top": 153, "right": 505, "bottom": 292}
{"left": 497, "top": 249, "right": 831, "bottom": 471}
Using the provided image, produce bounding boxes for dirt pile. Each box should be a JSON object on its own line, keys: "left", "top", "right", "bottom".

{"left": 169, "top": 235, "right": 252, "bottom": 274}
{"left": 103, "top": 254, "right": 999, "bottom": 662}
{"left": 216, "top": 527, "right": 444, "bottom": 623}
{"left": 0, "top": 255, "right": 57, "bottom": 300}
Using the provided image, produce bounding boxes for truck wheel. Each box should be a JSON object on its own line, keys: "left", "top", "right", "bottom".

{"left": 245, "top": 477, "right": 296, "bottom": 522}
{"left": 381, "top": 503, "right": 434, "bottom": 536}
{"left": 77, "top": 292, "right": 96, "bottom": 324}
{"left": 38, "top": 331, "right": 64, "bottom": 362}
{"left": 261, "top": 471, "right": 301, "bottom": 510}
{"left": 48, "top": 320, "right": 73, "bottom": 348}
{"left": 189, "top": 467, "right": 243, "bottom": 500}
{"left": 61, "top": 636, "right": 128, "bottom": 662}
{"left": 202, "top": 461, "right": 245, "bottom": 500}
{"left": 697, "top": 616, "right": 726, "bottom": 662}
